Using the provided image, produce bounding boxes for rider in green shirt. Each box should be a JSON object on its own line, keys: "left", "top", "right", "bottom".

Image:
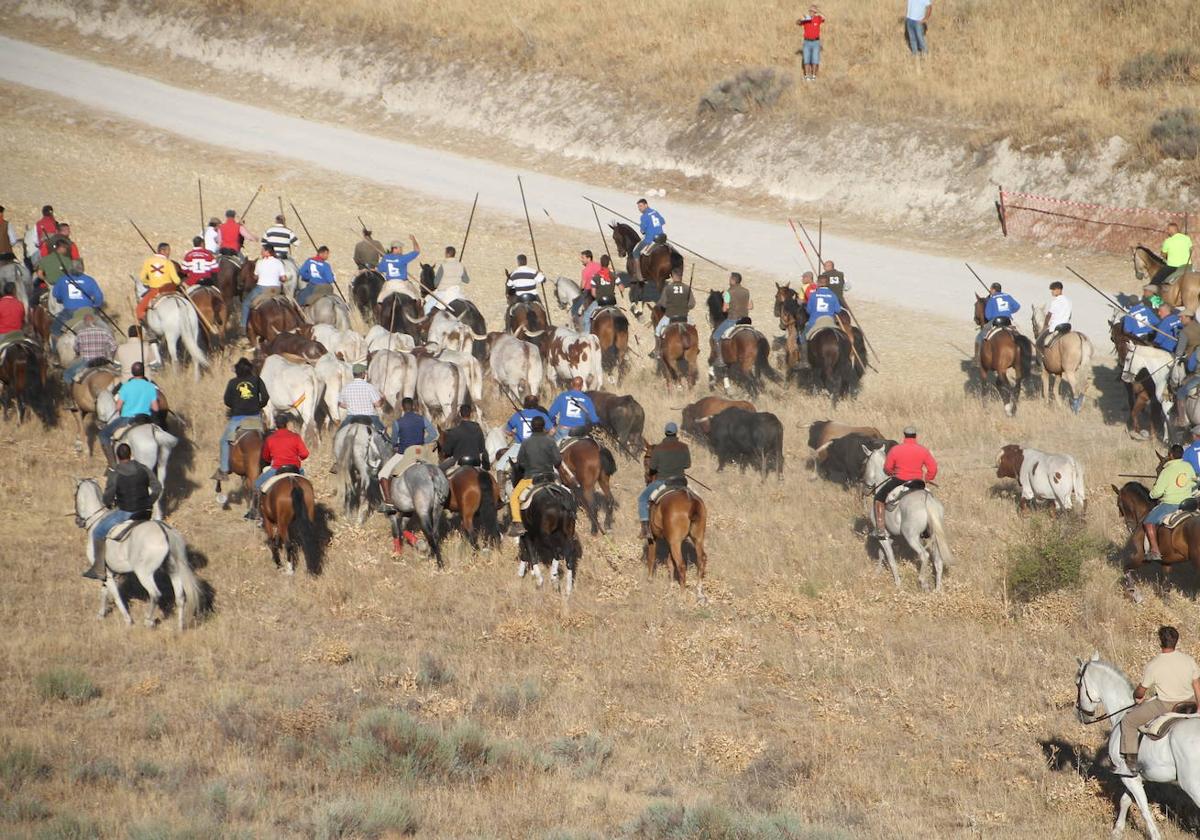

{"left": 1143, "top": 444, "right": 1198, "bottom": 562}
{"left": 1159, "top": 222, "right": 1194, "bottom": 286}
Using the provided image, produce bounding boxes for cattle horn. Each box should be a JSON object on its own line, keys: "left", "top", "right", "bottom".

{"left": 521, "top": 328, "right": 545, "bottom": 337}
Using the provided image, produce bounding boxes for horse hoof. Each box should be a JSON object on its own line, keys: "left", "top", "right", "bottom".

{"left": 73, "top": 439, "right": 84, "bottom": 454}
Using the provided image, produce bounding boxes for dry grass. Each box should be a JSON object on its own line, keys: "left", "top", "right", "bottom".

{"left": 6, "top": 82, "right": 1200, "bottom": 837}
{"left": 94, "top": 0, "right": 1200, "bottom": 161}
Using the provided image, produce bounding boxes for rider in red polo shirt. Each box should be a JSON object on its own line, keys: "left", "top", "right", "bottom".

{"left": 0, "top": 282, "right": 26, "bottom": 337}
{"left": 872, "top": 426, "right": 938, "bottom": 538}
{"left": 249, "top": 413, "right": 310, "bottom": 519}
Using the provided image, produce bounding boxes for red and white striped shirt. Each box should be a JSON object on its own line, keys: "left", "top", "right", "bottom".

{"left": 181, "top": 247, "right": 219, "bottom": 284}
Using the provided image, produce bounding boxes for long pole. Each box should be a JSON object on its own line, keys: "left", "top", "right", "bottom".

{"left": 817, "top": 217, "right": 823, "bottom": 263}
{"left": 460, "top": 192, "right": 479, "bottom": 261}
{"left": 1065, "top": 265, "right": 1179, "bottom": 345}
{"left": 964, "top": 262, "right": 991, "bottom": 293}
{"left": 288, "top": 201, "right": 348, "bottom": 303}
{"left": 62, "top": 274, "right": 119, "bottom": 332}
{"left": 517, "top": 176, "right": 553, "bottom": 327}
{"left": 197, "top": 178, "right": 205, "bottom": 237}
{"left": 583, "top": 195, "right": 729, "bottom": 271}
{"left": 129, "top": 280, "right": 145, "bottom": 370}
{"left": 787, "top": 219, "right": 819, "bottom": 275}
{"left": 240, "top": 185, "right": 263, "bottom": 222}
{"left": 592, "top": 203, "right": 624, "bottom": 299}
{"left": 798, "top": 221, "right": 822, "bottom": 267}
{"left": 129, "top": 219, "right": 155, "bottom": 254}
{"left": 842, "top": 303, "right": 881, "bottom": 367}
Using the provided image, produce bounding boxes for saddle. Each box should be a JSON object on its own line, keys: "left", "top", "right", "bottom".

{"left": 219, "top": 253, "right": 245, "bottom": 269}
{"left": 507, "top": 297, "right": 541, "bottom": 318}
{"left": 593, "top": 304, "right": 622, "bottom": 319}
{"left": 519, "top": 480, "right": 572, "bottom": 511}
{"left": 106, "top": 510, "right": 154, "bottom": 542}
{"left": 146, "top": 287, "right": 187, "bottom": 310}
{"left": 78, "top": 362, "right": 120, "bottom": 387}
{"left": 249, "top": 287, "right": 283, "bottom": 310}
{"left": 231, "top": 417, "right": 264, "bottom": 447}
{"left": 259, "top": 467, "right": 303, "bottom": 495}
{"left": 649, "top": 480, "right": 695, "bottom": 506}
{"left": 557, "top": 433, "right": 592, "bottom": 454}
{"left": 1160, "top": 508, "right": 1199, "bottom": 530}
{"left": 111, "top": 415, "right": 152, "bottom": 443}
{"left": 982, "top": 324, "right": 1018, "bottom": 343}
{"left": 723, "top": 322, "right": 755, "bottom": 340}
{"left": 884, "top": 480, "right": 926, "bottom": 509}
{"left": 1139, "top": 705, "right": 1200, "bottom": 739}
{"left": 805, "top": 315, "right": 839, "bottom": 340}
{"left": 303, "top": 284, "right": 335, "bottom": 304}
{"left": 0, "top": 335, "right": 41, "bottom": 364}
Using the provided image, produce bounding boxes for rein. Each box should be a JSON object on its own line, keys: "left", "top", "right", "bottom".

{"left": 1076, "top": 660, "right": 1139, "bottom": 724}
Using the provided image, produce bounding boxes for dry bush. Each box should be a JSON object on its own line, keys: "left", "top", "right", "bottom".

{"left": 1119, "top": 49, "right": 1199, "bottom": 88}
{"left": 312, "top": 793, "right": 419, "bottom": 839}
{"left": 479, "top": 678, "right": 542, "bottom": 719}
{"left": 415, "top": 651, "right": 454, "bottom": 689}
{"left": 698, "top": 69, "right": 792, "bottom": 116}
{"left": 550, "top": 732, "right": 613, "bottom": 778}
{"left": 34, "top": 669, "right": 100, "bottom": 704}
{"left": 70, "top": 757, "right": 122, "bottom": 787}
{"left": 33, "top": 815, "right": 101, "bottom": 840}
{"left": 0, "top": 745, "right": 52, "bottom": 790}
{"left": 624, "top": 802, "right": 847, "bottom": 840}
{"left": 1151, "top": 107, "right": 1200, "bottom": 160}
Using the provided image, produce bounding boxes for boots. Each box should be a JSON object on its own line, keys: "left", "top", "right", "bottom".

{"left": 82, "top": 540, "right": 106, "bottom": 580}
{"left": 1121, "top": 754, "right": 1140, "bottom": 775}
{"left": 211, "top": 469, "right": 230, "bottom": 481}
{"left": 377, "top": 478, "right": 396, "bottom": 514}
{"left": 872, "top": 503, "right": 888, "bottom": 540}
{"left": 244, "top": 492, "right": 261, "bottom": 521}
{"left": 640, "top": 520, "right": 652, "bottom": 541}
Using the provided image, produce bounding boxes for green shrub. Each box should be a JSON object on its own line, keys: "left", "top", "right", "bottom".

{"left": 35, "top": 669, "right": 100, "bottom": 704}
{"left": 1006, "top": 517, "right": 1105, "bottom": 604}
{"left": 1151, "top": 107, "right": 1200, "bottom": 160}
{"left": 0, "top": 744, "right": 52, "bottom": 789}
{"left": 698, "top": 68, "right": 791, "bottom": 115}
{"left": 1119, "top": 49, "right": 1199, "bottom": 87}
{"left": 624, "top": 802, "right": 848, "bottom": 840}
{"left": 483, "top": 678, "right": 542, "bottom": 718}
{"left": 312, "top": 794, "right": 419, "bottom": 839}
{"left": 416, "top": 652, "right": 454, "bottom": 689}
{"left": 550, "top": 733, "right": 613, "bottom": 778}
{"left": 71, "top": 758, "right": 122, "bottom": 786}
{"left": 0, "top": 793, "right": 52, "bottom": 821}
{"left": 34, "top": 815, "right": 101, "bottom": 840}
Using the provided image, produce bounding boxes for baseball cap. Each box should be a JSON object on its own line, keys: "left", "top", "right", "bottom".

{"left": 352, "top": 363, "right": 367, "bottom": 375}
{"left": 903, "top": 426, "right": 917, "bottom": 436}
{"left": 664, "top": 421, "right": 678, "bottom": 435}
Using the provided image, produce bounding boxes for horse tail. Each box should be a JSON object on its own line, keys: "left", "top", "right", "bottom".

{"left": 177, "top": 300, "right": 209, "bottom": 373}
{"left": 599, "top": 444, "right": 617, "bottom": 477}
{"left": 416, "top": 487, "right": 443, "bottom": 566}
{"left": 755, "top": 335, "right": 781, "bottom": 382}
{"left": 166, "top": 527, "right": 202, "bottom": 626}
{"left": 925, "top": 496, "right": 955, "bottom": 568}
{"left": 476, "top": 471, "right": 501, "bottom": 545}
{"left": 290, "top": 482, "right": 322, "bottom": 574}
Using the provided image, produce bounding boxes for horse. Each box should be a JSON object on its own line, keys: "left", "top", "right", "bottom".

{"left": 144, "top": 293, "right": 208, "bottom": 380}
{"left": 609, "top": 222, "right": 682, "bottom": 316}
{"left": 332, "top": 420, "right": 388, "bottom": 524}
{"left": 215, "top": 255, "right": 249, "bottom": 310}
{"left": 375, "top": 293, "right": 426, "bottom": 341}
{"left": 350, "top": 269, "right": 384, "bottom": 322}
{"left": 773, "top": 282, "right": 799, "bottom": 321}
{"left": 704, "top": 290, "right": 779, "bottom": 396}
{"left": 657, "top": 321, "right": 699, "bottom": 389}
{"left": 560, "top": 436, "right": 617, "bottom": 535}
{"left": 590, "top": 307, "right": 630, "bottom": 383}
{"left": 1113, "top": 480, "right": 1200, "bottom": 601}
{"left": 73, "top": 478, "right": 202, "bottom": 630}
{"left": 69, "top": 366, "right": 119, "bottom": 453}
{"left": 506, "top": 298, "right": 548, "bottom": 340}
{"left": 96, "top": 391, "right": 178, "bottom": 519}
{"left": 1133, "top": 244, "right": 1200, "bottom": 312}
{"left": 972, "top": 296, "right": 1029, "bottom": 417}
{"left": 1075, "top": 653, "right": 1200, "bottom": 840}
{"left": 247, "top": 296, "right": 306, "bottom": 347}
{"left": 443, "top": 463, "right": 501, "bottom": 549}
{"left": 214, "top": 425, "right": 263, "bottom": 518}
{"left": 303, "top": 290, "right": 351, "bottom": 331}
{"left": 642, "top": 442, "right": 708, "bottom": 602}
{"left": 258, "top": 472, "right": 322, "bottom": 575}
{"left": 1110, "top": 317, "right": 1174, "bottom": 441}
{"left": 517, "top": 483, "right": 581, "bottom": 598}
{"left": 806, "top": 317, "right": 863, "bottom": 401}
{"left": 187, "top": 284, "right": 227, "bottom": 345}
{"left": 1029, "top": 306, "right": 1093, "bottom": 413}
{"left": 554, "top": 275, "right": 582, "bottom": 309}
{"left": 0, "top": 340, "right": 47, "bottom": 424}
{"left": 777, "top": 297, "right": 805, "bottom": 377}
{"left": 385, "top": 463, "right": 450, "bottom": 566}
{"left": 861, "top": 444, "right": 954, "bottom": 590}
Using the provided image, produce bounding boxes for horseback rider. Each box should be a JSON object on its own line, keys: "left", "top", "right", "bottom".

{"left": 98, "top": 362, "right": 159, "bottom": 466}
{"left": 35, "top": 205, "right": 57, "bottom": 255}
{"left": 0, "top": 207, "right": 15, "bottom": 264}
{"left": 1153, "top": 303, "right": 1182, "bottom": 353}
{"left": 802, "top": 276, "right": 842, "bottom": 346}
{"left": 377, "top": 235, "right": 421, "bottom": 289}
{"left": 39, "top": 237, "right": 76, "bottom": 291}
{"left": 975, "top": 282, "right": 1020, "bottom": 358}
{"left": 581, "top": 253, "right": 618, "bottom": 334}
{"left": 1173, "top": 310, "right": 1200, "bottom": 423}
{"left": 335, "top": 364, "right": 388, "bottom": 439}
{"left": 506, "top": 254, "right": 545, "bottom": 302}
{"left": 82, "top": 442, "right": 162, "bottom": 580}
{"left": 296, "top": 245, "right": 335, "bottom": 306}
{"left": 631, "top": 198, "right": 665, "bottom": 281}
{"left": 203, "top": 217, "right": 221, "bottom": 253}
{"left": 425, "top": 245, "right": 471, "bottom": 315}
{"left": 1123, "top": 288, "right": 1161, "bottom": 346}
{"left": 509, "top": 415, "right": 561, "bottom": 536}
{"left": 1119, "top": 626, "right": 1200, "bottom": 774}
{"left": 638, "top": 421, "right": 690, "bottom": 540}
{"left": 818, "top": 259, "right": 847, "bottom": 303}
{"left": 50, "top": 266, "right": 104, "bottom": 338}
{"left": 354, "top": 227, "right": 384, "bottom": 270}
{"left": 217, "top": 209, "right": 255, "bottom": 258}
{"left": 181, "top": 236, "right": 219, "bottom": 286}
{"left": 440, "top": 403, "right": 490, "bottom": 469}
{"left": 116, "top": 325, "right": 162, "bottom": 382}
{"left": 800, "top": 270, "right": 817, "bottom": 302}
{"left": 62, "top": 313, "right": 117, "bottom": 385}
{"left": 1039, "top": 281, "right": 1072, "bottom": 348}
{"left": 45, "top": 222, "right": 82, "bottom": 266}
{"left": 712, "top": 271, "right": 753, "bottom": 347}
{"left": 1142, "top": 444, "right": 1196, "bottom": 563}
{"left": 261, "top": 214, "right": 298, "bottom": 260}
{"left": 135, "top": 242, "right": 182, "bottom": 322}
{"left": 241, "top": 244, "right": 286, "bottom": 328}
{"left": 1156, "top": 222, "right": 1194, "bottom": 287}
{"left": 212, "top": 357, "right": 270, "bottom": 482}
{"left": 573, "top": 249, "right": 602, "bottom": 324}
{"left": 548, "top": 377, "right": 599, "bottom": 442}
{"left": 653, "top": 265, "right": 695, "bottom": 351}
{"left": 378, "top": 397, "right": 438, "bottom": 512}
{"left": 252, "top": 413, "right": 310, "bottom": 518}
{"left": 871, "top": 426, "right": 937, "bottom": 539}
{"left": 496, "top": 395, "right": 552, "bottom": 477}
{"left": 0, "top": 281, "right": 25, "bottom": 343}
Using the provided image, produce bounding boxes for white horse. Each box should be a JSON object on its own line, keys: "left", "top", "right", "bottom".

{"left": 144, "top": 294, "right": 208, "bottom": 380}
{"left": 367, "top": 349, "right": 418, "bottom": 410}
{"left": 73, "top": 478, "right": 201, "bottom": 630}
{"left": 554, "top": 275, "right": 582, "bottom": 310}
{"left": 259, "top": 354, "right": 322, "bottom": 439}
{"left": 332, "top": 421, "right": 387, "bottom": 523}
{"left": 304, "top": 293, "right": 351, "bottom": 331}
{"left": 96, "top": 391, "right": 178, "bottom": 520}
{"left": 1076, "top": 653, "right": 1200, "bottom": 840}
{"left": 861, "top": 445, "right": 954, "bottom": 591}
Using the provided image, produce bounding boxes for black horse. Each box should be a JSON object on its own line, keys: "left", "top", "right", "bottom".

{"left": 519, "top": 484, "right": 582, "bottom": 598}
{"left": 350, "top": 269, "right": 383, "bottom": 322}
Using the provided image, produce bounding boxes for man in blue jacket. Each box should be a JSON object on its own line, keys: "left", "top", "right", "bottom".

{"left": 975, "top": 282, "right": 1020, "bottom": 359}
{"left": 1154, "top": 303, "right": 1182, "bottom": 353}
{"left": 548, "top": 377, "right": 600, "bottom": 442}
{"left": 631, "top": 198, "right": 665, "bottom": 280}
{"left": 296, "top": 246, "right": 336, "bottom": 306}
{"left": 1123, "top": 291, "right": 1161, "bottom": 343}
{"left": 51, "top": 269, "right": 105, "bottom": 337}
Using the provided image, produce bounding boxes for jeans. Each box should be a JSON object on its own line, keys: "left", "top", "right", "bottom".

{"left": 631, "top": 236, "right": 654, "bottom": 260}
{"left": 802, "top": 39, "right": 821, "bottom": 64}
{"left": 638, "top": 480, "right": 664, "bottom": 521}
{"left": 99, "top": 416, "right": 134, "bottom": 451}
{"left": 295, "top": 284, "right": 326, "bottom": 306}
{"left": 570, "top": 293, "right": 589, "bottom": 319}
{"left": 220, "top": 415, "right": 258, "bottom": 472}
{"left": 63, "top": 357, "right": 92, "bottom": 384}
{"left": 241, "top": 285, "right": 269, "bottom": 326}
{"left": 51, "top": 309, "right": 86, "bottom": 338}
{"left": 1146, "top": 502, "right": 1182, "bottom": 525}
{"left": 581, "top": 301, "right": 600, "bottom": 333}
{"left": 712, "top": 318, "right": 735, "bottom": 344}
{"left": 1178, "top": 373, "right": 1200, "bottom": 403}
{"left": 494, "top": 441, "right": 520, "bottom": 475}
{"left": 255, "top": 466, "right": 305, "bottom": 491}
{"left": 94, "top": 509, "right": 134, "bottom": 541}
{"left": 339, "top": 414, "right": 388, "bottom": 439}
{"left": 905, "top": 18, "right": 927, "bottom": 54}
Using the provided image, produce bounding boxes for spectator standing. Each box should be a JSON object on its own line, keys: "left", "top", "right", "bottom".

{"left": 796, "top": 6, "right": 825, "bottom": 81}
{"left": 905, "top": 0, "right": 932, "bottom": 56}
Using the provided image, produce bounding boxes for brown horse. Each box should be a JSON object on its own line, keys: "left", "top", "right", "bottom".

{"left": 259, "top": 472, "right": 322, "bottom": 575}
{"left": 247, "top": 296, "right": 306, "bottom": 346}
{"left": 1114, "top": 480, "right": 1200, "bottom": 600}
{"left": 27, "top": 305, "right": 52, "bottom": 346}
{"left": 1134, "top": 245, "right": 1200, "bottom": 312}
{"left": 642, "top": 442, "right": 708, "bottom": 601}
{"left": 507, "top": 298, "right": 548, "bottom": 340}
{"left": 589, "top": 307, "right": 630, "bottom": 383}
{"left": 216, "top": 426, "right": 263, "bottom": 518}
{"left": 444, "top": 465, "right": 501, "bottom": 548}
{"left": 70, "top": 366, "right": 118, "bottom": 452}
{"left": 0, "top": 341, "right": 46, "bottom": 424}
{"left": 973, "top": 296, "right": 1028, "bottom": 416}
{"left": 188, "top": 285, "right": 227, "bottom": 343}
{"left": 657, "top": 321, "right": 699, "bottom": 388}
{"left": 609, "top": 222, "right": 683, "bottom": 313}
{"left": 704, "top": 290, "right": 779, "bottom": 395}
{"left": 560, "top": 436, "right": 617, "bottom": 534}
{"left": 216, "top": 255, "right": 251, "bottom": 309}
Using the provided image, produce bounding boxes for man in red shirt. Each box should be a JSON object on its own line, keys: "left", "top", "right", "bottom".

{"left": 35, "top": 205, "right": 57, "bottom": 254}
{"left": 873, "top": 425, "right": 938, "bottom": 538}
{"left": 252, "top": 412, "right": 309, "bottom": 519}
{"left": 795, "top": 6, "right": 825, "bottom": 81}
{"left": 181, "top": 236, "right": 219, "bottom": 285}
{"left": 0, "top": 282, "right": 26, "bottom": 339}
{"left": 217, "top": 209, "right": 255, "bottom": 257}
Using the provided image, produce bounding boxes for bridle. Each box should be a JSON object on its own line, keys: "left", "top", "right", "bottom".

{"left": 1076, "top": 660, "right": 1137, "bottom": 725}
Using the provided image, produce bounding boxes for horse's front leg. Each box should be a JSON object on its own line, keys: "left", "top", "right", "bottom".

{"left": 105, "top": 576, "right": 133, "bottom": 625}
{"left": 1113, "top": 790, "right": 1132, "bottom": 838}
{"left": 96, "top": 582, "right": 110, "bottom": 620}
{"left": 876, "top": 534, "right": 902, "bottom": 588}
{"left": 1123, "top": 777, "right": 1164, "bottom": 840}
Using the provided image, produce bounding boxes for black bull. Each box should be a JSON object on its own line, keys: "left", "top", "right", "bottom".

{"left": 706, "top": 408, "right": 785, "bottom": 478}
{"left": 586, "top": 390, "right": 646, "bottom": 457}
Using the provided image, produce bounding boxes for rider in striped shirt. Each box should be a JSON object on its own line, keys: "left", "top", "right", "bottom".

{"left": 261, "top": 215, "right": 298, "bottom": 260}
{"left": 506, "top": 254, "right": 545, "bottom": 301}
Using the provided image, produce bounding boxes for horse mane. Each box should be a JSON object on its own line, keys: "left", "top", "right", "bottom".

{"left": 1134, "top": 244, "right": 1165, "bottom": 266}
{"left": 1087, "top": 658, "right": 1133, "bottom": 691}
{"left": 1122, "top": 480, "right": 1152, "bottom": 503}
{"left": 705, "top": 289, "right": 724, "bottom": 323}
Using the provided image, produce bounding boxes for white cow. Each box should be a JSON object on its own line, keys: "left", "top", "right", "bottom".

{"left": 367, "top": 349, "right": 418, "bottom": 410}
{"left": 489, "top": 333, "right": 543, "bottom": 403}
{"left": 545, "top": 326, "right": 603, "bottom": 390}
{"left": 426, "top": 309, "right": 484, "bottom": 355}
{"left": 364, "top": 325, "right": 415, "bottom": 355}
{"left": 311, "top": 324, "right": 366, "bottom": 364}
{"left": 260, "top": 354, "right": 322, "bottom": 440}
{"left": 314, "top": 353, "right": 354, "bottom": 429}
{"left": 436, "top": 347, "right": 484, "bottom": 404}
{"left": 996, "top": 444, "right": 1086, "bottom": 512}
{"left": 415, "top": 356, "right": 467, "bottom": 426}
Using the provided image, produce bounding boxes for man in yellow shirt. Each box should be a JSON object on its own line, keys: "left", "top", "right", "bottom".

{"left": 136, "top": 242, "right": 182, "bottom": 321}
{"left": 1120, "top": 625, "right": 1200, "bottom": 773}
{"left": 1158, "top": 222, "right": 1193, "bottom": 286}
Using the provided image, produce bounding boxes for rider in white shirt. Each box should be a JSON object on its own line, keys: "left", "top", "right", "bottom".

{"left": 1040, "top": 281, "right": 1072, "bottom": 346}
{"left": 241, "top": 245, "right": 286, "bottom": 327}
